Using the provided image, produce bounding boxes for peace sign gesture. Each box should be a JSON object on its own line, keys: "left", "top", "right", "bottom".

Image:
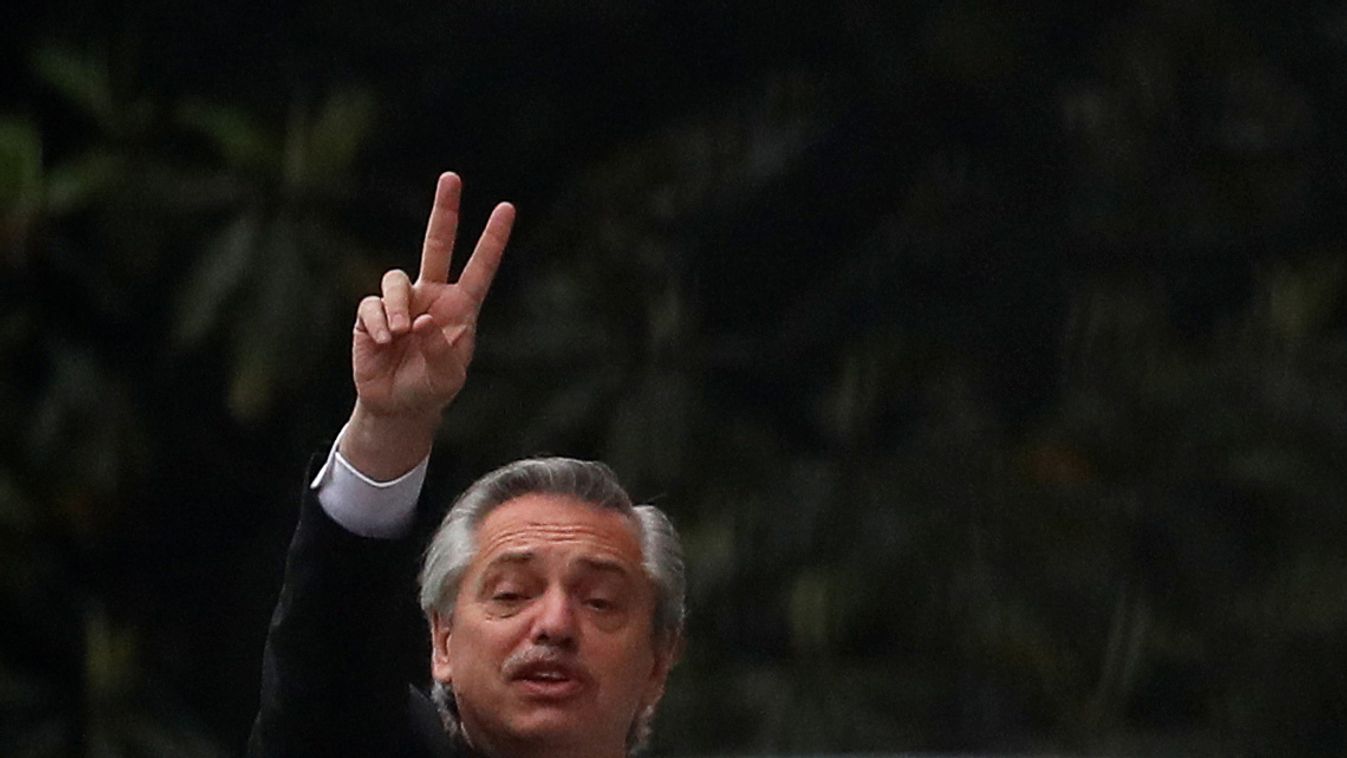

{"left": 342, "top": 173, "right": 515, "bottom": 478}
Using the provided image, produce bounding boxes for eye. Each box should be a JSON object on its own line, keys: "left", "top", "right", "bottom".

{"left": 485, "top": 585, "right": 532, "bottom": 609}
{"left": 585, "top": 596, "right": 615, "bottom": 612}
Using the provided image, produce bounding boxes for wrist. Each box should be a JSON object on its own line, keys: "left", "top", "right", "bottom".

{"left": 339, "top": 402, "right": 440, "bottom": 481}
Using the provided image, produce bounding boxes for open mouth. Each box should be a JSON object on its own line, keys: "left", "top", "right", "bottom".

{"left": 511, "top": 663, "right": 585, "bottom": 698}
{"left": 523, "top": 670, "right": 569, "bottom": 682}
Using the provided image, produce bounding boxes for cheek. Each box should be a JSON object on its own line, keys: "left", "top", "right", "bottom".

{"left": 449, "top": 616, "right": 519, "bottom": 676}
{"left": 588, "top": 609, "right": 633, "bottom": 635}
{"left": 596, "top": 634, "right": 657, "bottom": 688}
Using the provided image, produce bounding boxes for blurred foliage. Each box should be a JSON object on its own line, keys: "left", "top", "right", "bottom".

{"left": 4, "top": 1, "right": 1347, "bottom": 756}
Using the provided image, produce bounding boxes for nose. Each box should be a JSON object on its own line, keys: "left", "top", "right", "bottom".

{"left": 530, "top": 585, "right": 577, "bottom": 649}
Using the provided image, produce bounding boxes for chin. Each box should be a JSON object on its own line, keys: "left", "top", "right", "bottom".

{"left": 507, "top": 706, "right": 590, "bottom": 741}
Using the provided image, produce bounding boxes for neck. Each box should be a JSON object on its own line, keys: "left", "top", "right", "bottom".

{"left": 480, "top": 746, "right": 621, "bottom": 758}
{"left": 461, "top": 722, "right": 625, "bottom": 758}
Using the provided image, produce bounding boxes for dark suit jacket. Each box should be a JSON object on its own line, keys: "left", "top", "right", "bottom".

{"left": 247, "top": 462, "right": 469, "bottom": 757}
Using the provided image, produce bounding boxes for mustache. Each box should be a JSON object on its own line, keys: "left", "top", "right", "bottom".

{"left": 500, "top": 645, "right": 586, "bottom": 679}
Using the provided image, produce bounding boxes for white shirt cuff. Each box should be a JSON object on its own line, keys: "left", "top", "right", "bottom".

{"left": 311, "top": 425, "right": 427, "bottom": 539}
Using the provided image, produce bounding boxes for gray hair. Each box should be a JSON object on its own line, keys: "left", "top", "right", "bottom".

{"left": 418, "top": 457, "right": 685, "bottom": 753}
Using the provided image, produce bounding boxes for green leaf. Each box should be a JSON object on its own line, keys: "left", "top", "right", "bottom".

{"left": 788, "top": 568, "right": 833, "bottom": 654}
{"left": 44, "top": 150, "right": 121, "bottom": 215}
{"left": 226, "top": 313, "right": 277, "bottom": 425}
{"left": 31, "top": 45, "right": 113, "bottom": 123}
{"left": 0, "top": 471, "right": 35, "bottom": 530}
{"left": 226, "top": 220, "right": 303, "bottom": 424}
{"left": 305, "top": 87, "right": 376, "bottom": 182}
{"left": 173, "top": 213, "right": 262, "bottom": 347}
{"left": 0, "top": 117, "right": 43, "bottom": 213}
{"left": 176, "top": 101, "right": 280, "bottom": 173}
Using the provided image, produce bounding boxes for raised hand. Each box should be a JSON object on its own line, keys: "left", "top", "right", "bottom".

{"left": 341, "top": 173, "right": 515, "bottom": 478}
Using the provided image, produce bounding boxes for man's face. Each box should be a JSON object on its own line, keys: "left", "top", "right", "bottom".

{"left": 431, "top": 494, "right": 673, "bottom": 757}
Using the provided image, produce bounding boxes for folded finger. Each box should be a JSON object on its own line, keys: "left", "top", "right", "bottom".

{"left": 381, "top": 269, "right": 413, "bottom": 334}
{"left": 356, "top": 295, "right": 392, "bottom": 344}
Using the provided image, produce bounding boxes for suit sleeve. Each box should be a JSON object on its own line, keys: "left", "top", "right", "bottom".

{"left": 247, "top": 459, "right": 428, "bottom": 757}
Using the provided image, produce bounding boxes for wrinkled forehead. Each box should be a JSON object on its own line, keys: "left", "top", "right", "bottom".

{"left": 470, "top": 493, "right": 646, "bottom": 573}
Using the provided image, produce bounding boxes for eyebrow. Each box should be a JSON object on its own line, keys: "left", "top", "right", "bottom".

{"left": 574, "top": 557, "right": 632, "bottom": 578}
{"left": 478, "top": 551, "right": 633, "bottom": 579}
{"left": 485, "top": 550, "right": 535, "bottom": 570}
{"left": 473, "top": 551, "right": 535, "bottom": 595}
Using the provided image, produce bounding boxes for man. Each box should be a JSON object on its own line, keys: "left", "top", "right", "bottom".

{"left": 248, "top": 173, "right": 685, "bottom": 757}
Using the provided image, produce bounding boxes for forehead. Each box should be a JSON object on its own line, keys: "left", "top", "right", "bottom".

{"left": 470, "top": 493, "right": 645, "bottom": 572}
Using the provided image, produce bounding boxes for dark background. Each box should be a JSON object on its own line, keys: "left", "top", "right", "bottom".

{"left": 4, "top": 1, "right": 1347, "bottom": 755}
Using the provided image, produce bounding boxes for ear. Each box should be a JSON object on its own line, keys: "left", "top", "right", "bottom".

{"left": 430, "top": 610, "right": 454, "bottom": 684}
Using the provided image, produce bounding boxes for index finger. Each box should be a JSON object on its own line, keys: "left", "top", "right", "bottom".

{"left": 458, "top": 201, "right": 515, "bottom": 303}
{"left": 418, "top": 172, "right": 462, "bottom": 283}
